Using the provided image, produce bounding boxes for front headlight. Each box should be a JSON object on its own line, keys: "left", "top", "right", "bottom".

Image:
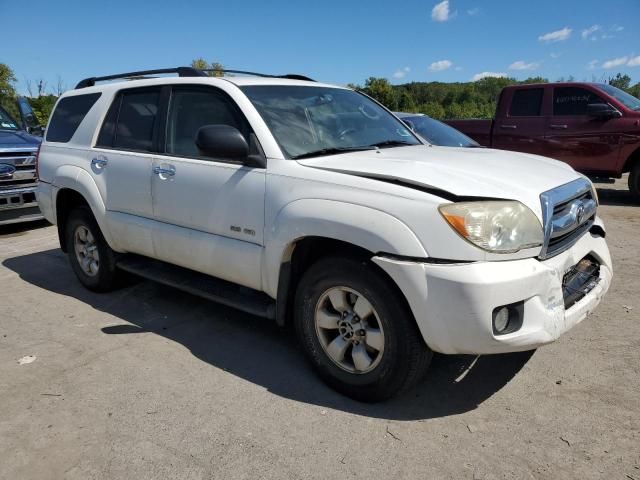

{"left": 439, "top": 201, "right": 543, "bottom": 253}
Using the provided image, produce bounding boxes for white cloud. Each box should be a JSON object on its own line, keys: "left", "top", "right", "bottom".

{"left": 602, "top": 56, "right": 629, "bottom": 69}
{"left": 392, "top": 67, "right": 410, "bottom": 79}
{"left": 538, "top": 27, "right": 572, "bottom": 43}
{"left": 454, "top": 66, "right": 463, "bottom": 71}
{"left": 550, "top": 52, "right": 562, "bottom": 59}
{"left": 612, "top": 25, "right": 624, "bottom": 32}
{"left": 587, "top": 60, "right": 598, "bottom": 70}
{"left": 581, "top": 25, "right": 601, "bottom": 40}
{"left": 509, "top": 60, "right": 539, "bottom": 71}
{"left": 472, "top": 71, "right": 507, "bottom": 81}
{"left": 627, "top": 56, "right": 640, "bottom": 67}
{"left": 432, "top": 0, "right": 451, "bottom": 22}
{"left": 467, "top": 7, "right": 479, "bottom": 15}
{"left": 429, "top": 60, "right": 453, "bottom": 72}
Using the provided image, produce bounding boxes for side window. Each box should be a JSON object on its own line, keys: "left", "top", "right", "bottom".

{"left": 46, "top": 93, "right": 101, "bottom": 142}
{"left": 166, "top": 88, "right": 249, "bottom": 158}
{"left": 553, "top": 87, "right": 605, "bottom": 116}
{"left": 509, "top": 88, "right": 543, "bottom": 117}
{"left": 112, "top": 89, "right": 161, "bottom": 151}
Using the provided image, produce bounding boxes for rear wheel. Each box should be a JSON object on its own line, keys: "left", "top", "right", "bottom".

{"left": 629, "top": 162, "right": 640, "bottom": 202}
{"left": 294, "top": 256, "right": 432, "bottom": 402}
{"left": 65, "top": 206, "right": 120, "bottom": 292}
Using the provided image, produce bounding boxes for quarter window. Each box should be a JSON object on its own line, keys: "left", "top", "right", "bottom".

{"left": 165, "top": 88, "right": 249, "bottom": 158}
{"left": 509, "top": 88, "right": 543, "bottom": 117}
{"left": 46, "top": 93, "right": 101, "bottom": 142}
{"left": 553, "top": 87, "right": 605, "bottom": 116}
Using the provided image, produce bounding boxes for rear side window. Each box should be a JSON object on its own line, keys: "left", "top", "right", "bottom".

{"left": 46, "top": 93, "right": 101, "bottom": 142}
{"left": 112, "top": 90, "right": 161, "bottom": 151}
{"left": 509, "top": 88, "right": 543, "bottom": 117}
{"left": 554, "top": 87, "right": 605, "bottom": 116}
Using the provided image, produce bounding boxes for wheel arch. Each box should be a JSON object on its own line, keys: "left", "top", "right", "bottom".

{"left": 266, "top": 199, "right": 428, "bottom": 328}
{"left": 622, "top": 145, "right": 640, "bottom": 174}
{"left": 52, "top": 165, "right": 117, "bottom": 252}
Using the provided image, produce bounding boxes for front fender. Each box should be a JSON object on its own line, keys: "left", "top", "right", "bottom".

{"left": 52, "top": 165, "right": 120, "bottom": 251}
{"left": 262, "top": 198, "right": 427, "bottom": 297}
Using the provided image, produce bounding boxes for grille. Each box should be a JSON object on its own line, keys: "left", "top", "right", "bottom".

{"left": 0, "top": 148, "right": 38, "bottom": 190}
{"left": 539, "top": 178, "right": 596, "bottom": 259}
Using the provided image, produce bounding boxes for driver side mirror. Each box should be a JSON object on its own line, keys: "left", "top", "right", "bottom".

{"left": 587, "top": 103, "right": 621, "bottom": 119}
{"left": 195, "top": 125, "right": 265, "bottom": 168}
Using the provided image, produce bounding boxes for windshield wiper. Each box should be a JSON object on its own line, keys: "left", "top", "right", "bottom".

{"left": 368, "top": 140, "right": 416, "bottom": 148}
{"left": 292, "top": 146, "right": 375, "bottom": 160}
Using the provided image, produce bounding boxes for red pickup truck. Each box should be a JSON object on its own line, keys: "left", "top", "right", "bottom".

{"left": 445, "top": 82, "right": 640, "bottom": 199}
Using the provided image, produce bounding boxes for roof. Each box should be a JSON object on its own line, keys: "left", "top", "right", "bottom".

{"left": 63, "top": 75, "right": 344, "bottom": 98}
{"left": 505, "top": 82, "right": 606, "bottom": 89}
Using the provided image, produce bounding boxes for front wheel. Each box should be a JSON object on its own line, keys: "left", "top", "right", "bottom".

{"left": 629, "top": 162, "right": 640, "bottom": 202}
{"left": 294, "top": 256, "right": 432, "bottom": 402}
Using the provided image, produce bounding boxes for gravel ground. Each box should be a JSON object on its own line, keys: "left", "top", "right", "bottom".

{"left": 0, "top": 177, "right": 638, "bottom": 480}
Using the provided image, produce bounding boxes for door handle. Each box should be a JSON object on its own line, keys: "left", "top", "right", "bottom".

{"left": 500, "top": 124, "right": 517, "bottom": 129}
{"left": 91, "top": 157, "right": 108, "bottom": 168}
{"left": 550, "top": 124, "right": 568, "bottom": 130}
{"left": 153, "top": 166, "right": 175, "bottom": 176}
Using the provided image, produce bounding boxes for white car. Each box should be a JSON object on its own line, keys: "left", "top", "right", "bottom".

{"left": 36, "top": 67, "right": 612, "bottom": 401}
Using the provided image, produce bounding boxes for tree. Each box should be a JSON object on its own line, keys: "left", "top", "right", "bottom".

{"left": 0, "top": 63, "right": 19, "bottom": 118}
{"left": 419, "top": 102, "right": 445, "bottom": 119}
{"left": 362, "top": 77, "right": 395, "bottom": 108}
{"left": 608, "top": 73, "right": 631, "bottom": 90}
{"left": 191, "top": 58, "right": 224, "bottom": 77}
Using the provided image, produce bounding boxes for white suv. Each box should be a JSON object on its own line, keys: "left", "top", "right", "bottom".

{"left": 37, "top": 67, "right": 612, "bottom": 401}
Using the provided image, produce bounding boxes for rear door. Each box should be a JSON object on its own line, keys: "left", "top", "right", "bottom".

{"left": 91, "top": 87, "right": 163, "bottom": 257}
{"left": 492, "top": 86, "right": 548, "bottom": 156}
{"left": 149, "top": 85, "right": 266, "bottom": 290}
{"left": 544, "top": 86, "right": 621, "bottom": 174}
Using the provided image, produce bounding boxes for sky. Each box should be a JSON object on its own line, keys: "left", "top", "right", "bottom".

{"left": 2, "top": 0, "right": 639, "bottom": 94}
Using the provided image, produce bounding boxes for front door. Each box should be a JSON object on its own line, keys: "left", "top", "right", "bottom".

{"left": 544, "top": 86, "right": 621, "bottom": 174}
{"left": 492, "top": 86, "right": 548, "bottom": 156}
{"left": 150, "top": 86, "right": 266, "bottom": 291}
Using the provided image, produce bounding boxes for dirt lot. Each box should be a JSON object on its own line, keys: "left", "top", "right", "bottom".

{"left": 0, "top": 177, "right": 638, "bottom": 480}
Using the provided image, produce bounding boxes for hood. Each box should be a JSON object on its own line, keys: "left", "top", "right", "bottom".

{"left": 297, "top": 145, "right": 582, "bottom": 220}
{"left": 0, "top": 130, "right": 42, "bottom": 149}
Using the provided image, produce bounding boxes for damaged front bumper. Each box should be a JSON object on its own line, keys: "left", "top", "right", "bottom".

{"left": 373, "top": 217, "right": 612, "bottom": 355}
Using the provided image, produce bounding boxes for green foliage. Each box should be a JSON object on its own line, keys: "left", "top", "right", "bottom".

{"left": 27, "top": 95, "right": 58, "bottom": 124}
{"left": 0, "top": 63, "right": 19, "bottom": 119}
{"left": 191, "top": 58, "right": 224, "bottom": 77}
{"left": 609, "top": 73, "right": 631, "bottom": 90}
{"left": 362, "top": 77, "right": 396, "bottom": 109}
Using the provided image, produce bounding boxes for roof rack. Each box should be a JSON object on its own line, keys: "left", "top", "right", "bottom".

{"left": 75, "top": 67, "right": 315, "bottom": 89}
{"left": 203, "top": 69, "right": 315, "bottom": 82}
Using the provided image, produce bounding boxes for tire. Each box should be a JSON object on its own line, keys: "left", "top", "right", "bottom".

{"left": 629, "top": 161, "right": 640, "bottom": 202}
{"left": 294, "top": 256, "right": 432, "bottom": 402}
{"left": 65, "top": 206, "right": 120, "bottom": 292}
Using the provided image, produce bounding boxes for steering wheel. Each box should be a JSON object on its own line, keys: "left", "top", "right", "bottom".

{"left": 359, "top": 104, "right": 381, "bottom": 120}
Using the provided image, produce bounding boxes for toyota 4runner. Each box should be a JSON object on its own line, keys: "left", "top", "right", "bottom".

{"left": 36, "top": 67, "right": 612, "bottom": 401}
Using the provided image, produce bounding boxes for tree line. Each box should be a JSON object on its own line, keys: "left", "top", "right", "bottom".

{"left": 1, "top": 60, "right": 639, "bottom": 126}
{"left": 354, "top": 73, "right": 640, "bottom": 119}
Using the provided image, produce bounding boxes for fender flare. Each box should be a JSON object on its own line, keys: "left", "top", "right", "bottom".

{"left": 262, "top": 198, "right": 428, "bottom": 297}
{"left": 52, "top": 165, "right": 120, "bottom": 250}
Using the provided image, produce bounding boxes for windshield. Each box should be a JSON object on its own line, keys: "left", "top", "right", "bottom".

{"left": 241, "top": 86, "right": 420, "bottom": 158}
{"left": 400, "top": 115, "right": 480, "bottom": 147}
{"left": 596, "top": 83, "right": 640, "bottom": 111}
{"left": 0, "top": 106, "right": 20, "bottom": 130}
